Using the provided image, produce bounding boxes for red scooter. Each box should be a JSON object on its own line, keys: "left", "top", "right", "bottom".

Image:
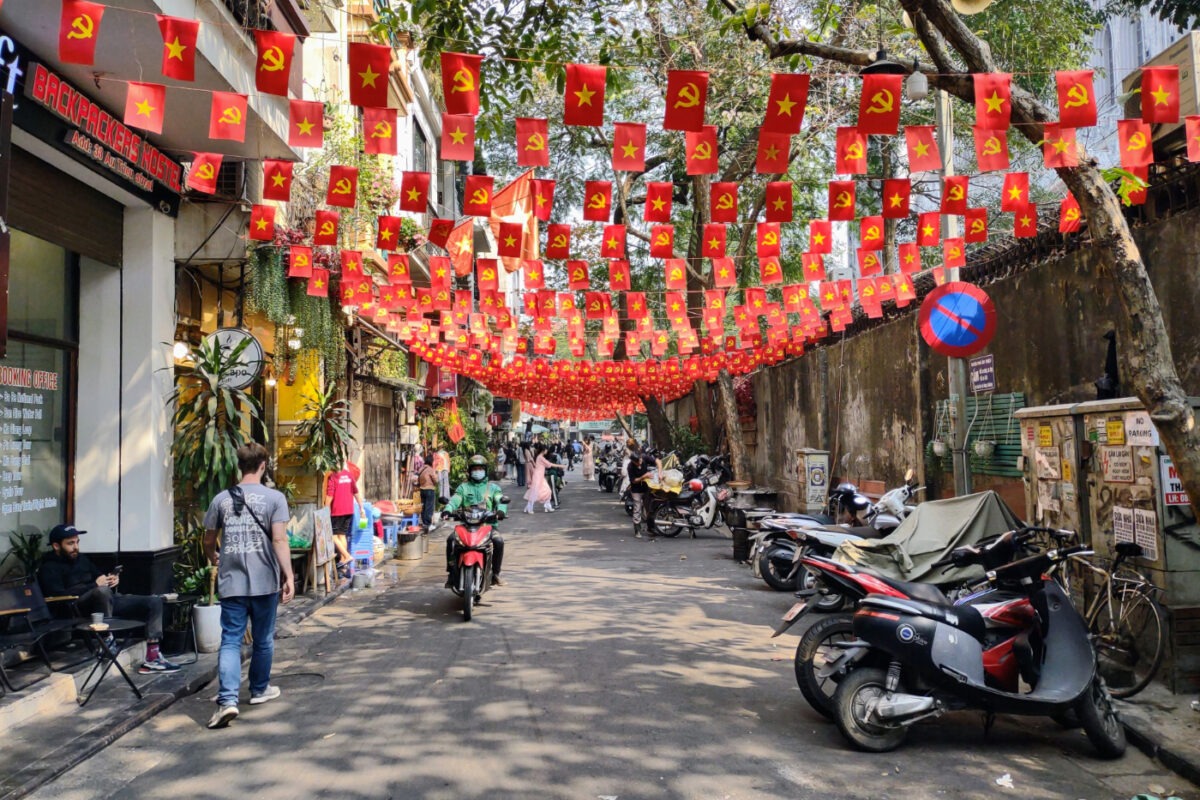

{"left": 447, "top": 501, "right": 507, "bottom": 621}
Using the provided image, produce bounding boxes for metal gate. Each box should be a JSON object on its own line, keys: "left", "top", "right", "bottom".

{"left": 363, "top": 402, "right": 394, "bottom": 500}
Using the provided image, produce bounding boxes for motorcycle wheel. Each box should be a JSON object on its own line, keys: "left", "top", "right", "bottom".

{"left": 651, "top": 502, "right": 683, "bottom": 538}
{"left": 814, "top": 591, "right": 846, "bottom": 613}
{"left": 758, "top": 544, "right": 798, "bottom": 592}
{"left": 462, "top": 564, "right": 476, "bottom": 622}
{"left": 795, "top": 614, "right": 856, "bottom": 720}
{"left": 833, "top": 667, "right": 910, "bottom": 753}
{"left": 1074, "top": 675, "right": 1126, "bottom": 759}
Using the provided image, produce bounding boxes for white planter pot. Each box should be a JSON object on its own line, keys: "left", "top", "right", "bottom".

{"left": 193, "top": 603, "right": 223, "bottom": 653}
{"left": 931, "top": 440, "right": 950, "bottom": 457}
{"left": 974, "top": 440, "right": 996, "bottom": 459}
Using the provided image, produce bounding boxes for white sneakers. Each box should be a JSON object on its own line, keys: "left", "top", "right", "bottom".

{"left": 250, "top": 685, "right": 281, "bottom": 705}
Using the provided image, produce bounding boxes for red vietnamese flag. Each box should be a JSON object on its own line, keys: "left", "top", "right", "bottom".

{"left": 685, "top": 126, "right": 718, "bottom": 175}
{"left": 665, "top": 292, "right": 688, "bottom": 328}
{"left": 609, "top": 260, "right": 631, "bottom": 291}
{"left": 1001, "top": 172, "right": 1029, "bottom": 212}
{"left": 308, "top": 269, "right": 330, "bottom": 298}
{"left": 664, "top": 70, "right": 708, "bottom": 131}
{"left": 828, "top": 180, "right": 856, "bottom": 221}
{"left": 289, "top": 246, "right": 313, "bottom": 278}
{"left": 895, "top": 273, "right": 917, "bottom": 305}
{"left": 157, "top": 16, "right": 199, "bottom": 81}
{"left": 399, "top": 171, "right": 430, "bottom": 213}
{"left": 463, "top": 174, "right": 493, "bottom": 216}
{"left": 254, "top": 30, "right": 295, "bottom": 96}
{"left": 858, "top": 249, "right": 882, "bottom": 277}
{"left": 441, "top": 52, "right": 482, "bottom": 115}
{"left": 1188, "top": 116, "right": 1200, "bottom": 161}
{"left": 363, "top": 107, "right": 398, "bottom": 155}
{"left": 314, "top": 210, "right": 339, "bottom": 245}
{"left": 531, "top": 179, "right": 555, "bottom": 221}
{"left": 745, "top": 287, "right": 767, "bottom": 315}
{"left": 477, "top": 258, "right": 500, "bottom": 291}
{"left": 124, "top": 82, "right": 166, "bottom": 134}
{"left": 756, "top": 131, "right": 791, "bottom": 174}
{"left": 1060, "top": 194, "right": 1082, "bottom": 233}
{"left": 974, "top": 127, "right": 1009, "bottom": 171}
{"left": 917, "top": 212, "right": 941, "bottom": 246}
{"left": 974, "top": 73, "right": 1012, "bottom": 129}
{"left": 760, "top": 257, "right": 783, "bottom": 285}
{"left": 612, "top": 122, "right": 646, "bottom": 172}
{"left": 377, "top": 216, "right": 401, "bottom": 251}
{"left": 563, "top": 64, "right": 606, "bottom": 127}
{"left": 1043, "top": 124, "right": 1078, "bottom": 168}
{"left": 763, "top": 73, "right": 809, "bottom": 134}
{"left": 186, "top": 153, "right": 222, "bottom": 194}
{"left": 1118, "top": 118, "right": 1154, "bottom": 168}
{"left": 348, "top": 42, "right": 391, "bottom": 107}
{"left": 665, "top": 259, "right": 687, "bottom": 290}
{"left": 567, "top": 260, "right": 590, "bottom": 290}
{"left": 442, "top": 114, "right": 476, "bottom": 161}
{"left": 523, "top": 259, "right": 546, "bottom": 289}
{"left": 757, "top": 222, "right": 781, "bottom": 257}
{"left": 904, "top": 125, "right": 941, "bottom": 172}
{"left": 289, "top": 100, "right": 324, "bottom": 148}
{"left": 248, "top": 205, "right": 275, "bottom": 241}
{"left": 545, "top": 224, "right": 571, "bottom": 259}
{"left": 702, "top": 224, "right": 726, "bottom": 258}
{"left": 802, "top": 253, "right": 825, "bottom": 282}
{"left": 818, "top": 281, "right": 841, "bottom": 311}
{"left": 601, "top": 225, "right": 625, "bottom": 259}
{"left": 859, "top": 216, "right": 884, "bottom": 250}
{"left": 765, "top": 182, "right": 793, "bottom": 222}
{"left": 964, "top": 208, "right": 988, "bottom": 243}
{"left": 1141, "top": 66, "right": 1180, "bottom": 124}
{"left": 583, "top": 181, "right": 612, "bottom": 222}
{"left": 941, "top": 175, "right": 969, "bottom": 215}
{"left": 711, "top": 182, "right": 738, "bottom": 223}
{"left": 835, "top": 127, "right": 867, "bottom": 175}
{"left": 429, "top": 254, "right": 453, "bottom": 286}
{"left": 341, "top": 250, "right": 364, "bottom": 281}
{"left": 809, "top": 219, "right": 832, "bottom": 254}
{"left": 515, "top": 118, "right": 550, "bottom": 167}
{"left": 627, "top": 292, "right": 649, "bottom": 320}
{"left": 210, "top": 92, "right": 248, "bottom": 142}
{"left": 327, "top": 165, "right": 358, "bottom": 208}
{"left": 882, "top": 178, "right": 910, "bottom": 219}
{"left": 1014, "top": 205, "right": 1038, "bottom": 238}
{"left": 388, "top": 253, "right": 411, "bottom": 283}
{"left": 1056, "top": 70, "right": 1097, "bottom": 128}
{"left": 944, "top": 237, "right": 966, "bottom": 268}
{"left": 712, "top": 257, "right": 737, "bottom": 288}
{"left": 262, "top": 159, "right": 294, "bottom": 202}
{"left": 60, "top": 1, "right": 105, "bottom": 65}
{"left": 858, "top": 73, "right": 902, "bottom": 135}
{"left": 446, "top": 222, "right": 475, "bottom": 273}
{"left": 650, "top": 225, "right": 675, "bottom": 258}
{"left": 898, "top": 242, "right": 920, "bottom": 273}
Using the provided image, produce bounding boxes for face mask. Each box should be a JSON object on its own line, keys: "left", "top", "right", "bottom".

{"left": 469, "top": 470, "right": 486, "bottom": 481}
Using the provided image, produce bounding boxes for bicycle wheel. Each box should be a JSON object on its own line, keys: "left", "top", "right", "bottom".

{"left": 1089, "top": 584, "right": 1166, "bottom": 699}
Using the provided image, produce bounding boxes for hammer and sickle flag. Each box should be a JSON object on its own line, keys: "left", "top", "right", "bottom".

{"left": 254, "top": 30, "right": 296, "bottom": 97}
{"left": 940, "top": 175, "right": 969, "bottom": 215}
{"left": 859, "top": 216, "right": 883, "bottom": 251}
{"left": 973, "top": 126, "right": 1010, "bottom": 172}
{"left": 760, "top": 256, "right": 783, "bottom": 285}
{"left": 307, "top": 268, "right": 329, "bottom": 298}
{"left": 828, "top": 180, "right": 856, "bottom": 221}
{"left": 185, "top": 152, "right": 222, "bottom": 194}
{"left": 363, "top": 107, "right": 398, "bottom": 155}
{"left": 567, "top": 260, "right": 590, "bottom": 290}
{"left": 583, "top": 180, "right": 612, "bottom": 222}
{"left": 756, "top": 222, "right": 781, "bottom": 258}
{"left": 441, "top": 52, "right": 482, "bottom": 115}
{"left": 399, "top": 171, "right": 430, "bottom": 213}
{"left": 710, "top": 182, "right": 739, "bottom": 223}
{"left": 60, "top": 0, "right": 105, "bottom": 65}
{"left": 123, "top": 82, "right": 167, "bottom": 134}
{"left": 248, "top": 205, "right": 275, "bottom": 242}
{"left": 314, "top": 210, "right": 340, "bottom": 246}
{"left": 441, "top": 113, "right": 476, "bottom": 162}
{"left": 836, "top": 127, "right": 868, "bottom": 175}
{"left": 1060, "top": 193, "right": 1082, "bottom": 233}
{"left": 209, "top": 92, "right": 248, "bottom": 142}
{"left": 326, "top": 165, "right": 359, "bottom": 209}
{"left": 650, "top": 225, "right": 675, "bottom": 259}
{"left": 685, "top": 126, "right": 718, "bottom": 176}
{"left": 943, "top": 237, "right": 966, "bottom": 268}
{"left": 262, "top": 159, "right": 294, "bottom": 202}
{"left": 612, "top": 122, "right": 647, "bottom": 172}
{"left": 857, "top": 248, "right": 882, "bottom": 277}
{"left": 1056, "top": 70, "right": 1097, "bottom": 128}
{"left": 545, "top": 224, "right": 571, "bottom": 259}
{"left": 516, "top": 117, "right": 550, "bottom": 167}
{"left": 477, "top": 258, "right": 500, "bottom": 291}
{"left": 664, "top": 258, "right": 687, "bottom": 290}
{"left": 289, "top": 246, "right": 313, "bottom": 278}
{"left": 157, "top": 15, "right": 200, "bottom": 81}
{"left": 765, "top": 181, "right": 793, "bottom": 223}
{"left": 664, "top": 70, "right": 709, "bottom": 131}
{"left": 388, "top": 253, "right": 411, "bottom": 284}
{"left": 964, "top": 207, "right": 989, "bottom": 244}
{"left": 1118, "top": 118, "right": 1154, "bottom": 168}
{"left": 463, "top": 174, "right": 494, "bottom": 217}
{"left": 858, "top": 74, "right": 902, "bottom": 135}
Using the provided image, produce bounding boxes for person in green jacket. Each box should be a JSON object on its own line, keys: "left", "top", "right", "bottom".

{"left": 443, "top": 455, "right": 508, "bottom": 586}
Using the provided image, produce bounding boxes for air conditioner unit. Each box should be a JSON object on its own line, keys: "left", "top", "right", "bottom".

{"left": 184, "top": 159, "right": 252, "bottom": 203}
{"left": 1122, "top": 31, "right": 1200, "bottom": 145}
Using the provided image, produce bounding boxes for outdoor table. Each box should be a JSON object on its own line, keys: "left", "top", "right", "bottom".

{"left": 73, "top": 618, "right": 145, "bottom": 707}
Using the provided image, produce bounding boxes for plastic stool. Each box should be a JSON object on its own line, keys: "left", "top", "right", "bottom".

{"left": 383, "top": 523, "right": 400, "bottom": 547}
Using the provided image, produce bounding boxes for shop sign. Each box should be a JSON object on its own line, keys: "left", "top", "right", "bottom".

{"left": 1160, "top": 456, "right": 1190, "bottom": 507}
{"left": 968, "top": 354, "right": 995, "bottom": 393}
{"left": 203, "top": 328, "right": 265, "bottom": 390}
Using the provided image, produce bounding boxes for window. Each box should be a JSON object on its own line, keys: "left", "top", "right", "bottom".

{"left": 414, "top": 124, "right": 429, "bottom": 175}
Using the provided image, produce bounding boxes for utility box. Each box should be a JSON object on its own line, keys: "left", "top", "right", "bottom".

{"left": 796, "top": 448, "right": 831, "bottom": 515}
{"left": 1015, "top": 397, "right": 1200, "bottom": 693}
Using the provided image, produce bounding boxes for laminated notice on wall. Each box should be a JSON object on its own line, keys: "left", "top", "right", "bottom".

{"left": 1100, "top": 446, "right": 1134, "bottom": 483}
{"left": 1035, "top": 447, "right": 1061, "bottom": 480}
{"left": 1113, "top": 506, "right": 1135, "bottom": 545}
{"left": 1134, "top": 507, "right": 1159, "bottom": 562}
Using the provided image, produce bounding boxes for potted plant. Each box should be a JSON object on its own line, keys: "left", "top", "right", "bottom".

{"left": 192, "top": 566, "right": 222, "bottom": 653}
{"left": 4, "top": 531, "right": 45, "bottom": 583}
{"left": 974, "top": 439, "right": 997, "bottom": 459}
{"left": 294, "top": 384, "right": 358, "bottom": 491}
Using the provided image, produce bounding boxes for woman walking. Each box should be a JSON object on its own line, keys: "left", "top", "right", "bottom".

{"left": 523, "top": 444, "right": 555, "bottom": 513}
{"left": 581, "top": 437, "right": 595, "bottom": 481}
{"left": 415, "top": 453, "right": 438, "bottom": 531}
{"left": 523, "top": 440, "right": 535, "bottom": 487}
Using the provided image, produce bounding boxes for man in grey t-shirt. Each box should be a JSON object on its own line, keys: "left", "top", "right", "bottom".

{"left": 203, "top": 443, "right": 295, "bottom": 729}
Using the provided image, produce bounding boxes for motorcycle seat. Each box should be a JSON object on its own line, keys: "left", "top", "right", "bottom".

{"left": 862, "top": 594, "right": 987, "bottom": 643}
{"left": 872, "top": 575, "right": 951, "bottom": 606}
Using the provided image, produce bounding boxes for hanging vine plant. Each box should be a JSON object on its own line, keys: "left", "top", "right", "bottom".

{"left": 246, "top": 245, "right": 290, "bottom": 325}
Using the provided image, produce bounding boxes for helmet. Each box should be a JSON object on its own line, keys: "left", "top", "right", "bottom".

{"left": 687, "top": 478, "right": 704, "bottom": 492}
{"left": 468, "top": 455, "right": 487, "bottom": 467}
{"left": 468, "top": 454, "right": 488, "bottom": 483}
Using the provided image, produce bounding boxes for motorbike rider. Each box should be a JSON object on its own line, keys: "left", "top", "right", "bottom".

{"left": 443, "top": 455, "right": 508, "bottom": 586}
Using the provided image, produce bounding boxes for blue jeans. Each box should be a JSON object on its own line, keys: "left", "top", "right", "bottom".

{"left": 217, "top": 594, "right": 279, "bottom": 707}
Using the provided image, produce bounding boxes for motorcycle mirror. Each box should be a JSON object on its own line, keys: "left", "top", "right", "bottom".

{"left": 498, "top": 495, "right": 511, "bottom": 504}
{"left": 439, "top": 496, "right": 450, "bottom": 505}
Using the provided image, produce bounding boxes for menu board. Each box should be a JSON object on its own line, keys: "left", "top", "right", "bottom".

{"left": 0, "top": 348, "right": 67, "bottom": 535}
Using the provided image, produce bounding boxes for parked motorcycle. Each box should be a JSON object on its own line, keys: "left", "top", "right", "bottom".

{"left": 597, "top": 450, "right": 623, "bottom": 493}
{"left": 648, "top": 456, "right": 734, "bottom": 538}
{"left": 829, "top": 531, "right": 1125, "bottom": 758}
{"left": 446, "top": 499, "right": 508, "bottom": 622}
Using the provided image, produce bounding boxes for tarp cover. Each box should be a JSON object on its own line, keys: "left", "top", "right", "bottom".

{"left": 833, "top": 490, "right": 1023, "bottom": 584}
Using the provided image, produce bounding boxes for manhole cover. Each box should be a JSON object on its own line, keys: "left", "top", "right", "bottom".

{"left": 271, "top": 672, "right": 326, "bottom": 690}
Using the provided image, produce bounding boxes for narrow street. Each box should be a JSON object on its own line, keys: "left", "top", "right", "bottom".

{"left": 28, "top": 481, "right": 1198, "bottom": 800}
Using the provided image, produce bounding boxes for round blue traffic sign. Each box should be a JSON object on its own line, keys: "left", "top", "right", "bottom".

{"left": 918, "top": 282, "right": 997, "bottom": 358}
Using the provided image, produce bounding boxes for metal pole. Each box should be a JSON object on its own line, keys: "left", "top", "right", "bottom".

{"left": 936, "top": 89, "right": 972, "bottom": 496}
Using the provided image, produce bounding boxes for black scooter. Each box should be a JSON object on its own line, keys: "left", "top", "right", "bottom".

{"left": 831, "top": 535, "right": 1125, "bottom": 758}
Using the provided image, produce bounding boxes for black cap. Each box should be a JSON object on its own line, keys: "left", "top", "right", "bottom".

{"left": 49, "top": 524, "right": 86, "bottom": 543}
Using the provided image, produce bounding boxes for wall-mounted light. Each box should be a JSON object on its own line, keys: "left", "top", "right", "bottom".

{"left": 172, "top": 341, "right": 190, "bottom": 360}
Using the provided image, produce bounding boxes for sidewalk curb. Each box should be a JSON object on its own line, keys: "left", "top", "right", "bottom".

{"left": 0, "top": 580, "right": 352, "bottom": 800}
{"left": 1121, "top": 710, "right": 1200, "bottom": 788}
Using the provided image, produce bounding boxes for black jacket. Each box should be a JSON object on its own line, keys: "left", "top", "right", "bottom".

{"left": 37, "top": 552, "right": 100, "bottom": 597}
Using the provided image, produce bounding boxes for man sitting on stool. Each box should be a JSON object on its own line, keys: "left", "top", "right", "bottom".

{"left": 37, "top": 524, "right": 181, "bottom": 674}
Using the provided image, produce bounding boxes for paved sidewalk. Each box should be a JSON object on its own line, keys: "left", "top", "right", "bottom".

{"left": 1119, "top": 683, "right": 1200, "bottom": 788}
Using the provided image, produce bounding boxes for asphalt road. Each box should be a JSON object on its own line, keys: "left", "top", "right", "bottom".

{"left": 29, "top": 478, "right": 1198, "bottom": 799}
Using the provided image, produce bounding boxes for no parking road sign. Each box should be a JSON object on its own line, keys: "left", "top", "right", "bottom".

{"left": 919, "top": 282, "right": 997, "bottom": 358}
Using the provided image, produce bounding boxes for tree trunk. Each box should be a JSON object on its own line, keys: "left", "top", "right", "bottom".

{"left": 716, "top": 369, "right": 752, "bottom": 482}
{"left": 693, "top": 379, "right": 716, "bottom": 452}
{"left": 643, "top": 395, "right": 673, "bottom": 451}
{"left": 614, "top": 411, "right": 635, "bottom": 440}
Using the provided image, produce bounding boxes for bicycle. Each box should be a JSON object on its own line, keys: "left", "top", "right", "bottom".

{"left": 1050, "top": 540, "right": 1167, "bottom": 699}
